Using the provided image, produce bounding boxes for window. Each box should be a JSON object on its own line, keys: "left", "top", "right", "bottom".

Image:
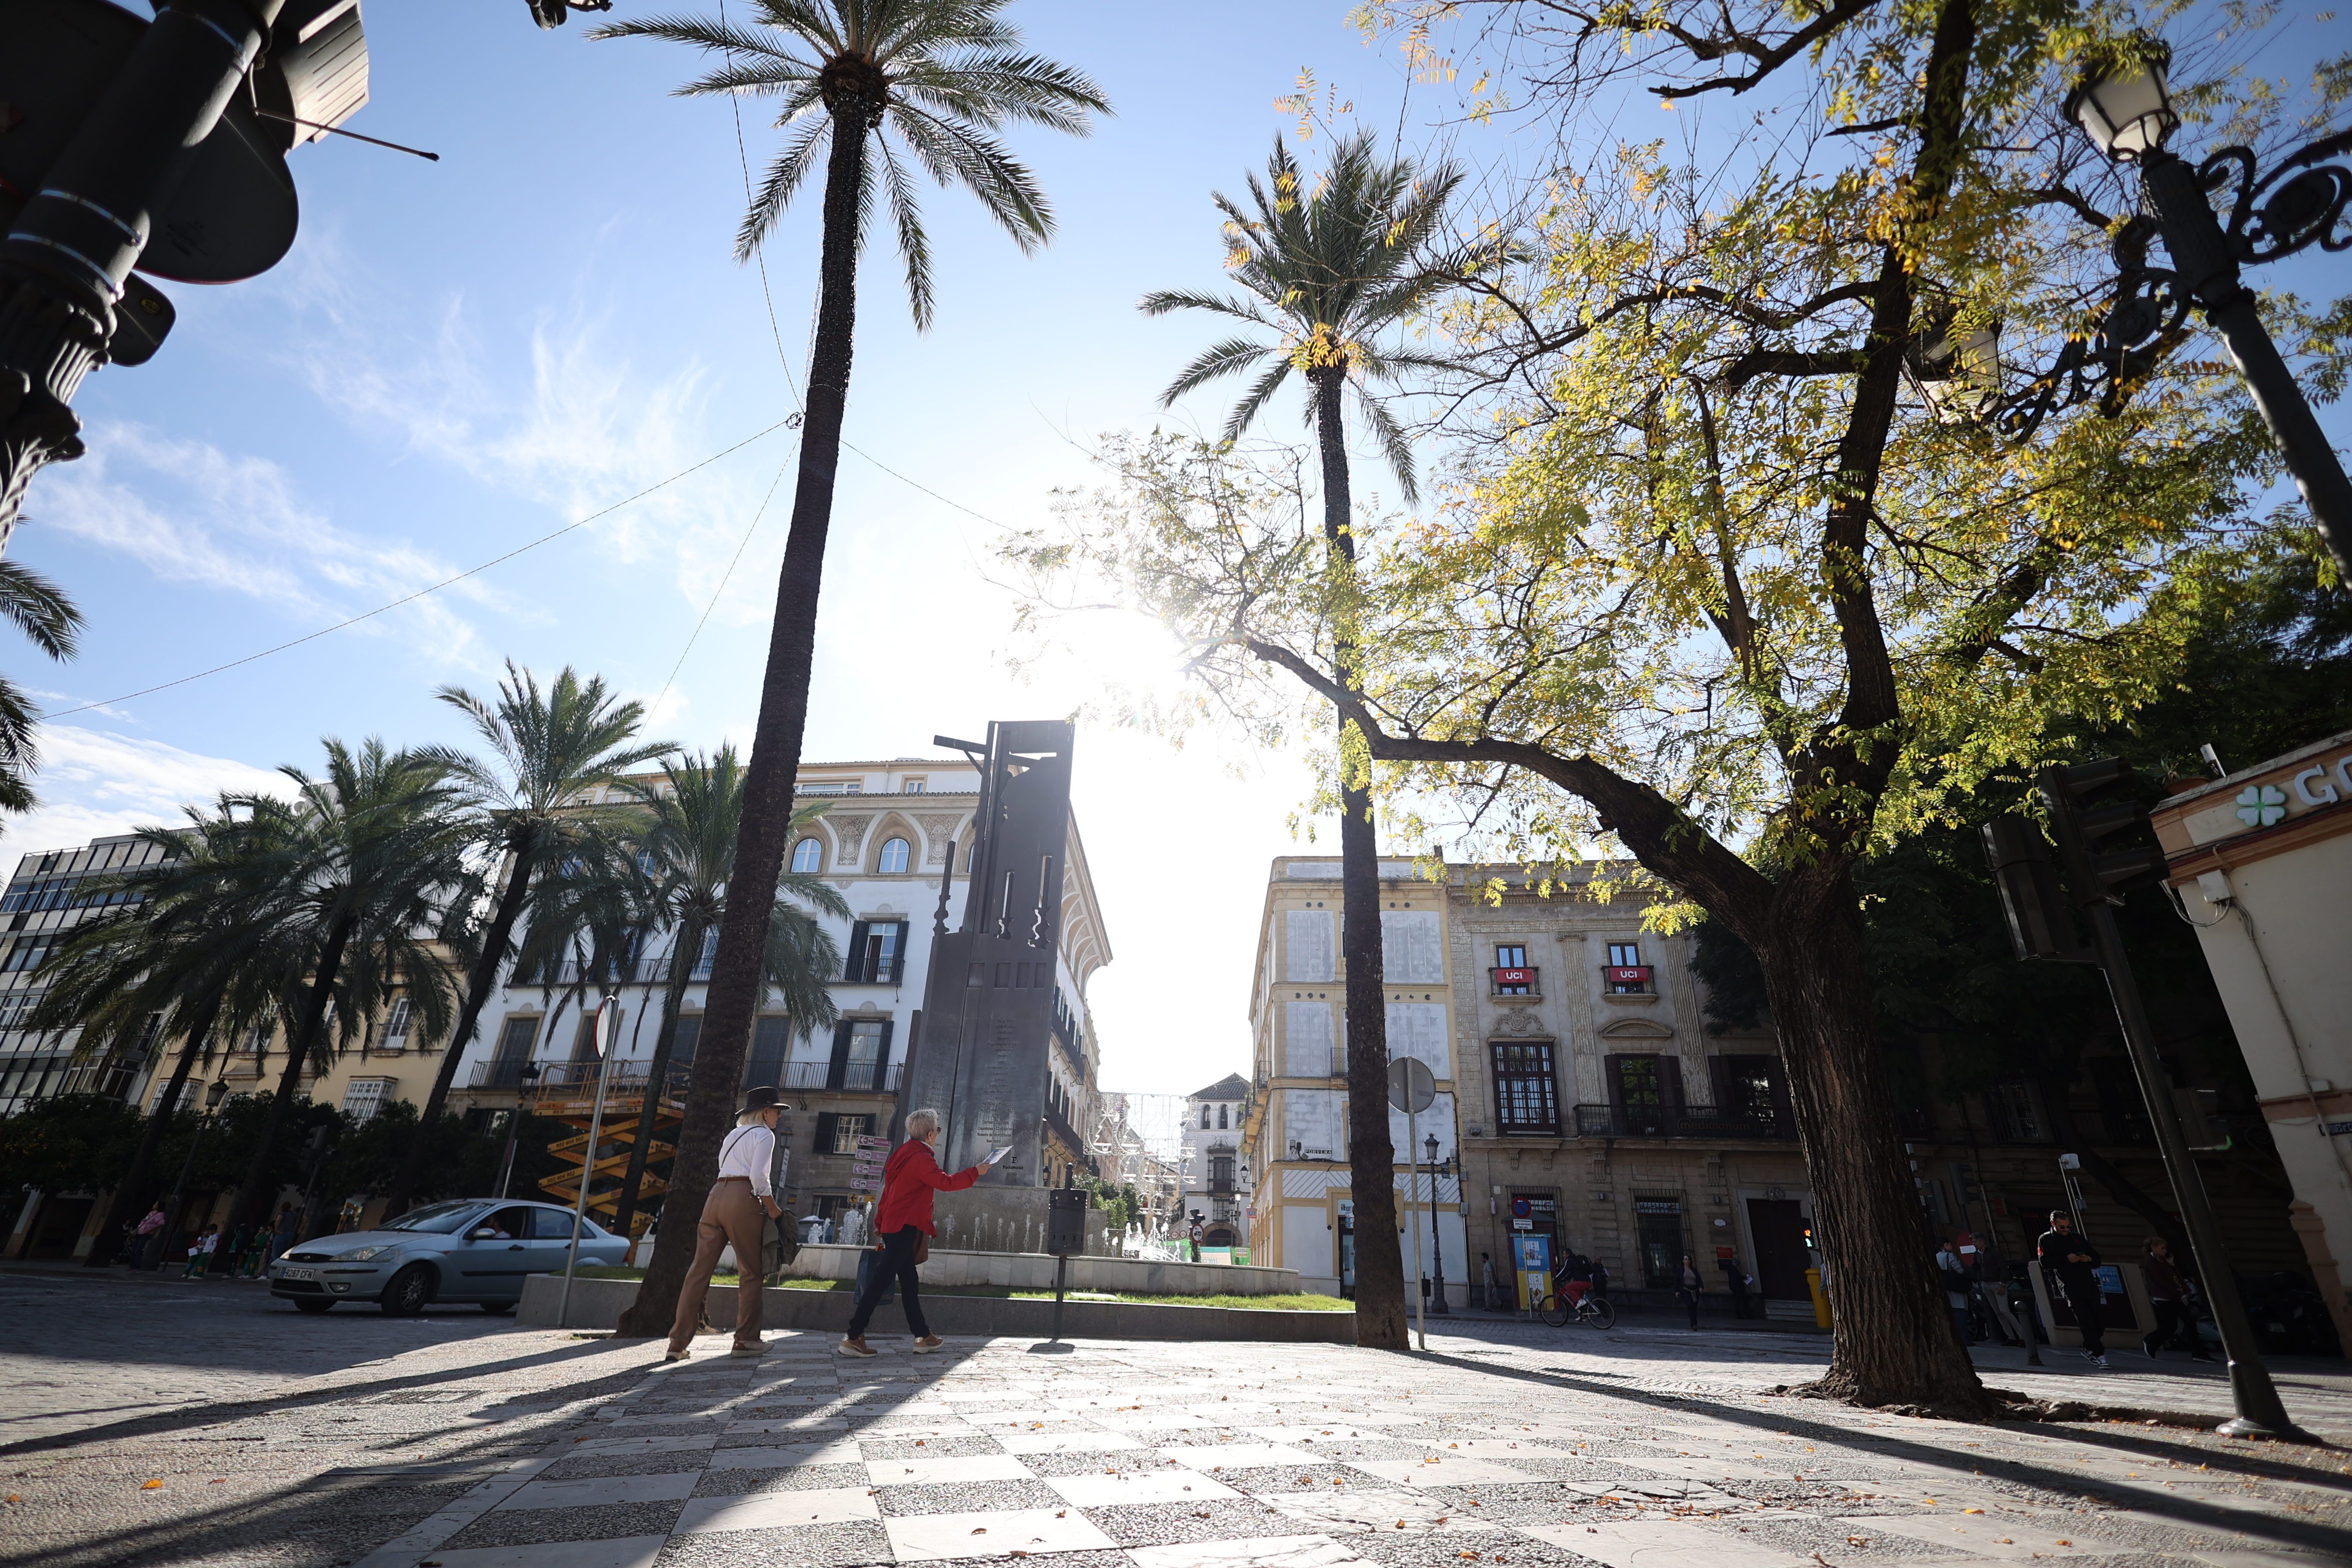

{"left": 1634, "top": 1196, "right": 1685, "bottom": 1287}
{"left": 1200, "top": 1105, "right": 1212, "bottom": 1129}
{"left": 1218, "top": 1103, "right": 1228, "bottom": 1130}
{"left": 1608, "top": 1053, "right": 1680, "bottom": 1135}
{"left": 791, "top": 837, "right": 824, "bottom": 874}
{"left": 1989, "top": 1081, "right": 2045, "bottom": 1142}
{"left": 0, "top": 989, "right": 43, "bottom": 1031}
{"left": 1493, "top": 943, "right": 1531, "bottom": 995}
{"left": 827, "top": 1018, "right": 893, "bottom": 1090}
{"left": 1604, "top": 942, "right": 1652, "bottom": 994}
{"left": 904, "top": 778, "right": 926, "bottom": 794}
{"left": 530, "top": 1207, "right": 583, "bottom": 1240}
{"left": 878, "top": 836, "right": 910, "bottom": 875}
{"left": 380, "top": 998, "right": 413, "bottom": 1049}
{"left": 1607, "top": 943, "right": 1642, "bottom": 967}
{"left": 690, "top": 927, "right": 719, "bottom": 979}
{"left": 3, "top": 933, "right": 55, "bottom": 973}
{"left": 674, "top": 1014, "right": 702, "bottom": 1066}
{"left": 844, "top": 921, "right": 908, "bottom": 984}
{"left": 1712, "top": 1054, "right": 1785, "bottom": 1133}
{"left": 494, "top": 1015, "right": 536, "bottom": 1066}
{"left": 817, "top": 1112, "right": 874, "bottom": 1153}
{"left": 341, "top": 1078, "right": 392, "bottom": 1122}
{"left": 1496, "top": 946, "right": 1526, "bottom": 968}
{"left": 1210, "top": 1154, "right": 1236, "bottom": 1192}
{"left": 1491, "top": 1041, "right": 1560, "bottom": 1133}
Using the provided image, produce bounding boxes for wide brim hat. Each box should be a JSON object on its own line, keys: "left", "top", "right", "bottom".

{"left": 740, "top": 1085, "right": 781, "bottom": 1115}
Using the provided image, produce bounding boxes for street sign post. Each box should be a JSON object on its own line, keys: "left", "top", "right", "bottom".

{"left": 1387, "top": 1059, "right": 1436, "bottom": 1351}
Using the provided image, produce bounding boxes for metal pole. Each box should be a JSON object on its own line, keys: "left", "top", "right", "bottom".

{"left": 558, "top": 996, "right": 617, "bottom": 1332}
{"left": 2040, "top": 772, "right": 2305, "bottom": 1438}
{"left": 1430, "top": 1153, "right": 1449, "bottom": 1316}
{"left": 1050, "top": 1252, "right": 1068, "bottom": 1345}
{"left": 1407, "top": 1104, "right": 1427, "bottom": 1351}
{"left": 2139, "top": 149, "right": 2352, "bottom": 581}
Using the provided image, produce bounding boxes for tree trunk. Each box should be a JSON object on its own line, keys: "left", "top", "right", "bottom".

{"left": 609, "top": 917, "right": 700, "bottom": 1240}
{"left": 83, "top": 992, "right": 220, "bottom": 1267}
{"left": 382, "top": 830, "right": 538, "bottom": 1220}
{"left": 1313, "top": 368, "right": 1408, "bottom": 1351}
{"left": 231, "top": 917, "right": 352, "bottom": 1237}
{"left": 617, "top": 106, "right": 866, "bottom": 1337}
{"left": 1752, "top": 866, "right": 1988, "bottom": 1411}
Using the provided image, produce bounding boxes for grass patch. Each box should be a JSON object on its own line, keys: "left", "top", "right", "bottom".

{"left": 554, "top": 1268, "right": 1347, "bottom": 1311}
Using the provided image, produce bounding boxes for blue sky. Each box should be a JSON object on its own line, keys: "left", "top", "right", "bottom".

{"left": 14, "top": 2, "right": 2348, "bottom": 1097}
{"left": 13, "top": 1, "right": 1463, "bottom": 1096}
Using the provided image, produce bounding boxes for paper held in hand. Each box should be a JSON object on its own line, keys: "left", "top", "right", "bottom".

{"left": 984, "top": 1146, "right": 1014, "bottom": 1167}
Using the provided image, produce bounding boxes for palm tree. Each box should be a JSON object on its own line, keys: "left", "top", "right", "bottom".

{"left": 591, "top": 0, "right": 1106, "bottom": 1332}
{"left": 379, "top": 663, "right": 670, "bottom": 1219}
{"left": 0, "top": 559, "right": 83, "bottom": 812}
{"left": 606, "top": 750, "right": 845, "bottom": 1239}
{"left": 35, "top": 805, "right": 319, "bottom": 1266}
{"left": 1141, "top": 131, "right": 1477, "bottom": 1351}
{"left": 221, "top": 740, "right": 471, "bottom": 1237}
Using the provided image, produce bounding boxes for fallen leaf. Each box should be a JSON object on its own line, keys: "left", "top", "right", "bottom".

{"left": 140, "top": 1480, "right": 162, "bottom": 1490}
{"left": 972, "top": 1528, "right": 987, "bottom": 1535}
{"left": 1963, "top": 1508, "right": 1983, "bottom": 1515}
{"left": 2055, "top": 1541, "right": 2072, "bottom": 1548}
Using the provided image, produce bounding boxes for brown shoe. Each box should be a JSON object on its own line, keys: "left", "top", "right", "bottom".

{"left": 911, "top": 1335, "right": 945, "bottom": 1354}
{"left": 836, "top": 1336, "right": 878, "bottom": 1357}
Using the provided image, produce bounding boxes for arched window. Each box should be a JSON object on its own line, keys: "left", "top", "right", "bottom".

{"left": 1218, "top": 1103, "right": 1228, "bottom": 1130}
{"left": 878, "top": 836, "right": 910, "bottom": 875}
{"left": 1200, "top": 1105, "right": 1211, "bottom": 1129}
{"left": 790, "top": 837, "right": 822, "bottom": 874}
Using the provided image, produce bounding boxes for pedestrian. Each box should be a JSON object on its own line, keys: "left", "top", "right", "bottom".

{"left": 838, "top": 1108, "right": 995, "bottom": 1357}
{"left": 2141, "top": 1236, "right": 2214, "bottom": 1361}
{"left": 2036, "top": 1210, "right": 2108, "bottom": 1367}
{"left": 183, "top": 1223, "right": 217, "bottom": 1279}
{"left": 225, "top": 1222, "right": 252, "bottom": 1279}
{"left": 1936, "top": 1238, "right": 1974, "bottom": 1345}
{"left": 665, "top": 1086, "right": 787, "bottom": 1363}
{"left": 132, "top": 1201, "right": 166, "bottom": 1270}
{"left": 268, "top": 1205, "right": 299, "bottom": 1269}
{"left": 1675, "top": 1253, "right": 1703, "bottom": 1329}
{"left": 1479, "top": 1251, "right": 1500, "bottom": 1312}
{"left": 1723, "top": 1255, "right": 1753, "bottom": 1320}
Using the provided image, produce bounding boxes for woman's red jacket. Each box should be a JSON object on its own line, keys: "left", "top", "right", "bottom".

{"left": 875, "top": 1139, "right": 981, "bottom": 1236}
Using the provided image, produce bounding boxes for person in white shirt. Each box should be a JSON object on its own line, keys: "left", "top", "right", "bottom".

{"left": 667, "top": 1085, "right": 784, "bottom": 1361}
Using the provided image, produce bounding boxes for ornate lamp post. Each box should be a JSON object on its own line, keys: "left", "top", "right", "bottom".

{"left": 1996, "top": 40, "right": 2352, "bottom": 578}
{"left": 1424, "top": 1134, "right": 1449, "bottom": 1316}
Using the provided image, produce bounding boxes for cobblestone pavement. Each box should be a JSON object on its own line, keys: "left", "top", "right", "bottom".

{"left": 6, "top": 1271, "right": 2352, "bottom": 1568}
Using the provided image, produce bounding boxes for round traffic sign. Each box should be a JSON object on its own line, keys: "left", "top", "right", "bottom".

{"left": 1385, "top": 1056, "right": 1436, "bottom": 1114}
{"left": 1510, "top": 1196, "right": 1531, "bottom": 1219}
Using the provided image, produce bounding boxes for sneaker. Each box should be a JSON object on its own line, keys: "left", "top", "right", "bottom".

{"left": 2090, "top": 1354, "right": 2109, "bottom": 1368}
{"left": 730, "top": 1341, "right": 768, "bottom": 1358}
{"left": 836, "top": 1337, "right": 878, "bottom": 1358}
{"left": 911, "top": 1335, "right": 944, "bottom": 1354}
{"left": 663, "top": 1348, "right": 690, "bottom": 1362}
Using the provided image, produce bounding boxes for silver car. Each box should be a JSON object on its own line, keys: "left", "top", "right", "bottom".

{"left": 267, "top": 1199, "right": 630, "bottom": 1315}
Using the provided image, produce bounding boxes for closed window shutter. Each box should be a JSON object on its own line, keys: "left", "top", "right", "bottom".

{"left": 886, "top": 922, "right": 910, "bottom": 982}
{"left": 875, "top": 1019, "right": 896, "bottom": 1090}
{"left": 1604, "top": 1054, "right": 1629, "bottom": 1109}
{"left": 815, "top": 1111, "right": 837, "bottom": 1152}
{"left": 845, "top": 921, "right": 871, "bottom": 982}
{"left": 1708, "top": 1054, "right": 1732, "bottom": 1112}
{"left": 1662, "top": 1057, "right": 1685, "bottom": 1111}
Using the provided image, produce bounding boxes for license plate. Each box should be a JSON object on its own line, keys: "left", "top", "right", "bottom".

{"left": 282, "top": 1268, "right": 318, "bottom": 1282}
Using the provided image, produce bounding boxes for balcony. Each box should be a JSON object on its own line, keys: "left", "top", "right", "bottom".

{"left": 765, "top": 1059, "right": 903, "bottom": 1093}
{"left": 1573, "top": 1102, "right": 1791, "bottom": 1139}
{"left": 472, "top": 1059, "right": 693, "bottom": 1097}
{"left": 1489, "top": 966, "right": 1539, "bottom": 998}
{"left": 1602, "top": 964, "right": 1653, "bottom": 995}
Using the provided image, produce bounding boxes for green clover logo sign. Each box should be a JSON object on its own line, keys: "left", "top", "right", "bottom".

{"left": 2236, "top": 784, "right": 2287, "bottom": 828}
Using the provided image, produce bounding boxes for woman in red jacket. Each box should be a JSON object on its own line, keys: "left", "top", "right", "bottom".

{"left": 839, "top": 1107, "right": 994, "bottom": 1356}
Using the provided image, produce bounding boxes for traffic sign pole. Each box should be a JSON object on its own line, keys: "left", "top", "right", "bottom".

{"left": 1387, "top": 1059, "right": 1436, "bottom": 1354}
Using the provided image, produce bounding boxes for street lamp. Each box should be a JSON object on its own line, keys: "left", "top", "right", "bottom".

{"left": 1425, "top": 1134, "right": 1449, "bottom": 1317}
{"left": 1997, "top": 37, "right": 2352, "bottom": 578}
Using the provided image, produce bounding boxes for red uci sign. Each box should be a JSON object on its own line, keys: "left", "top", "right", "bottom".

{"left": 1604, "top": 965, "right": 1651, "bottom": 985}
{"left": 1491, "top": 967, "right": 1533, "bottom": 986}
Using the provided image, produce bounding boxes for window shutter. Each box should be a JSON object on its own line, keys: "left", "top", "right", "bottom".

{"left": 1661, "top": 1057, "right": 1685, "bottom": 1131}
{"left": 888, "top": 921, "right": 910, "bottom": 983}
{"left": 874, "top": 1019, "right": 896, "bottom": 1091}
{"left": 827, "top": 1020, "right": 854, "bottom": 1090}
{"left": 1604, "top": 1054, "right": 1629, "bottom": 1109}
{"left": 1708, "top": 1054, "right": 1731, "bottom": 1112}
{"left": 815, "top": 1111, "right": 837, "bottom": 1152}
{"left": 845, "top": 921, "right": 871, "bottom": 982}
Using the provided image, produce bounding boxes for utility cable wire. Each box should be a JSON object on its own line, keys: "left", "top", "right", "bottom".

{"left": 40, "top": 414, "right": 800, "bottom": 720}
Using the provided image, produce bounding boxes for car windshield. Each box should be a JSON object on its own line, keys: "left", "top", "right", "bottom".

{"left": 381, "top": 1201, "right": 482, "bottom": 1234}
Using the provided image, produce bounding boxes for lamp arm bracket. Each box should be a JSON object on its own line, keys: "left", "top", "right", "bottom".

{"left": 2203, "top": 130, "right": 2352, "bottom": 264}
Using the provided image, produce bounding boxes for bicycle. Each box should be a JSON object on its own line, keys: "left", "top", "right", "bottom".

{"left": 1540, "top": 1283, "right": 1616, "bottom": 1329}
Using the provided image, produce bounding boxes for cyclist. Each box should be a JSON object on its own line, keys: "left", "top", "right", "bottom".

{"left": 1554, "top": 1244, "right": 1595, "bottom": 1307}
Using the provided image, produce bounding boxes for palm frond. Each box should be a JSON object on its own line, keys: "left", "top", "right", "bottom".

{"left": 0, "top": 560, "right": 82, "bottom": 662}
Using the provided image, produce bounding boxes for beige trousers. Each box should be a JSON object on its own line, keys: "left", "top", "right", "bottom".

{"left": 667, "top": 1176, "right": 767, "bottom": 1353}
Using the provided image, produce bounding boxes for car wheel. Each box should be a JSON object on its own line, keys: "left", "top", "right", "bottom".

{"left": 293, "top": 1298, "right": 335, "bottom": 1314}
{"left": 480, "top": 1300, "right": 516, "bottom": 1316}
{"left": 380, "top": 1263, "right": 435, "bottom": 1316}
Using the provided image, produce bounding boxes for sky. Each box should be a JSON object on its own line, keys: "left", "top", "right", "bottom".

{"left": 10, "top": 1, "right": 1473, "bottom": 1099}
{"left": 12, "top": 2, "right": 2347, "bottom": 1100}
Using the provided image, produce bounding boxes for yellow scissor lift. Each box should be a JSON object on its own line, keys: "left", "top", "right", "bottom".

{"left": 535, "top": 1070, "right": 686, "bottom": 1240}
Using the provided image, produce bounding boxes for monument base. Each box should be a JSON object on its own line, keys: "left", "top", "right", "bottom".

{"left": 929, "top": 1186, "right": 1111, "bottom": 1255}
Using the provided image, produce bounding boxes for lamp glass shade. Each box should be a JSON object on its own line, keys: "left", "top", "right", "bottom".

{"left": 2070, "top": 54, "right": 2174, "bottom": 160}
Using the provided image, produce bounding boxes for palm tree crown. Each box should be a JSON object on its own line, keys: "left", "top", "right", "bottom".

{"left": 594, "top": 0, "right": 1110, "bottom": 326}
{"left": 1142, "top": 130, "right": 1477, "bottom": 503}
{"left": 0, "top": 558, "right": 82, "bottom": 813}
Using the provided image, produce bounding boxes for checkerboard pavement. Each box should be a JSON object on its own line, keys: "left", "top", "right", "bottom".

{"left": 348, "top": 1329, "right": 2352, "bottom": 1568}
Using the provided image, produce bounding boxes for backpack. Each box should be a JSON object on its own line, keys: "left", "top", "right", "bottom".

{"left": 1939, "top": 1259, "right": 1971, "bottom": 1292}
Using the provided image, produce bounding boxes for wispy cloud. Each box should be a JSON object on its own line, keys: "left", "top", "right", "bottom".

{"left": 3, "top": 727, "right": 291, "bottom": 863}
{"left": 33, "top": 422, "right": 510, "bottom": 672}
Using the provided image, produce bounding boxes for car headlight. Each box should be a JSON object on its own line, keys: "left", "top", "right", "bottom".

{"left": 339, "top": 1246, "right": 386, "bottom": 1262}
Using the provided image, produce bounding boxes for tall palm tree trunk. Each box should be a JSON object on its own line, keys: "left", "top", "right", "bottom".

{"left": 383, "top": 834, "right": 537, "bottom": 1219}
{"left": 232, "top": 918, "right": 352, "bottom": 1235}
{"left": 618, "top": 107, "right": 867, "bottom": 1336}
{"left": 84, "top": 993, "right": 221, "bottom": 1268}
{"left": 610, "top": 917, "right": 701, "bottom": 1240}
{"left": 1312, "top": 369, "right": 1408, "bottom": 1350}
